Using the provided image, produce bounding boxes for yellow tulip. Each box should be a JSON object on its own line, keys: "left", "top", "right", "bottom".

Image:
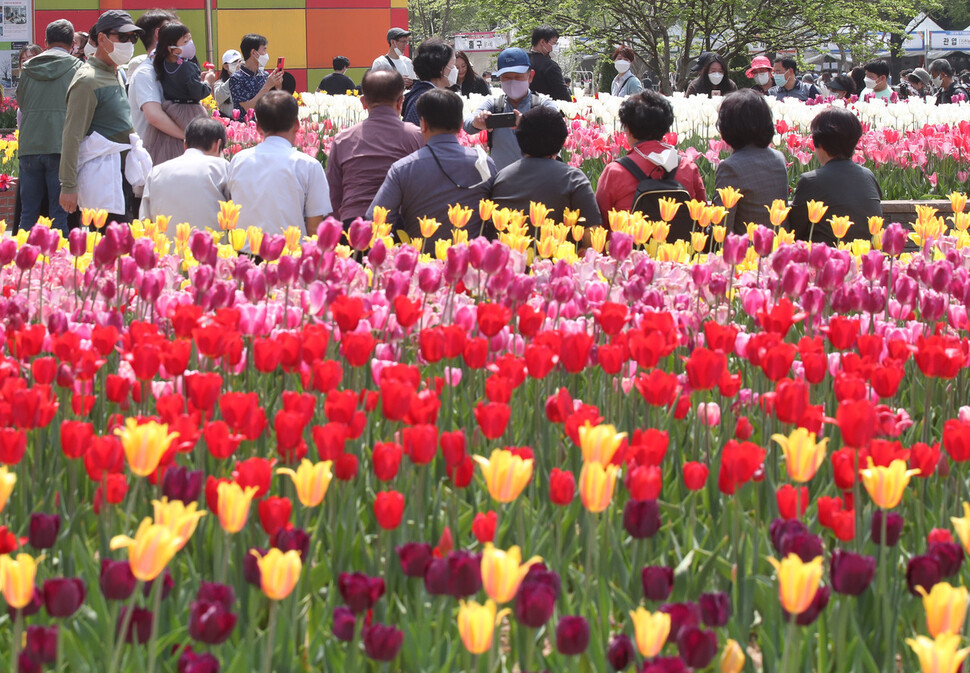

{"left": 776, "top": 228, "right": 795, "bottom": 245}
{"left": 474, "top": 449, "right": 533, "bottom": 503}
{"left": 151, "top": 498, "right": 205, "bottom": 551}
{"left": 479, "top": 199, "right": 496, "bottom": 222}
{"left": 563, "top": 207, "right": 581, "bottom": 228}
{"left": 228, "top": 228, "right": 247, "bottom": 251}
{"left": 435, "top": 239, "right": 452, "bottom": 261}
{"left": 92, "top": 208, "right": 108, "bottom": 229}
{"left": 0, "top": 553, "right": 40, "bottom": 608}
{"left": 81, "top": 207, "right": 95, "bottom": 227}
{"left": 806, "top": 200, "right": 828, "bottom": 224}
{"left": 0, "top": 465, "right": 15, "bottom": 514}
{"left": 951, "top": 211, "right": 970, "bottom": 233}
{"left": 766, "top": 199, "right": 791, "bottom": 227}
{"left": 492, "top": 207, "right": 511, "bottom": 232}
{"left": 217, "top": 199, "right": 242, "bottom": 231}
{"left": 408, "top": 237, "right": 424, "bottom": 251}
{"left": 448, "top": 204, "right": 473, "bottom": 229}
{"left": 529, "top": 201, "right": 551, "bottom": 227}
{"left": 766, "top": 553, "right": 824, "bottom": 615}
{"left": 155, "top": 214, "right": 171, "bottom": 236}
{"left": 950, "top": 192, "right": 967, "bottom": 214}
{"left": 458, "top": 599, "right": 509, "bottom": 654}
{"left": 570, "top": 224, "right": 585, "bottom": 241}
{"left": 712, "top": 224, "right": 726, "bottom": 243}
{"left": 868, "top": 216, "right": 884, "bottom": 236}
{"left": 608, "top": 209, "right": 629, "bottom": 232}
{"left": 579, "top": 461, "right": 619, "bottom": 513}
{"left": 247, "top": 226, "right": 263, "bottom": 255}
{"left": 717, "top": 186, "right": 743, "bottom": 209}
{"left": 589, "top": 227, "right": 608, "bottom": 253}
{"left": 653, "top": 222, "right": 671, "bottom": 243}
{"left": 686, "top": 199, "right": 706, "bottom": 221}
{"left": 720, "top": 638, "right": 746, "bottom": 673}
{"left": 952, "top": 502, "right": 970, "bottom": 555}
{"left": 860, "top": 457, "right": 920, "bottom": 509}
{"left": 277, "top": 459, "right": 333, "bottom": 508}
{"left": 579, "top": 423, "right": 626, "bottom": 465}
{"left": 708, "top": 205, "right": 728, "bottom": 226}
{"left": 919, "top": 582, "right": 969, "bottom": 637}
{"left": 658, "top": 197, "right": 682, "bottom": 223}
{"left": 537, "top": 235, "right": 558, "bottom": 259}
{"left": 253, "top": 548, "right": 302, "bottom": 600}
{"left": 481, "top": 544, "right": 542, "bottom": 603}
{"left": 372, "top": 205, "right": 388, "bottom": 229}
{"left": 907, "top": 633, "right": 970, "bottom": 673}
{"left": 419, "top": 217, "right": 441, "bottom": 238}
{"left": 116, "top": 419, "right": 177, "bottom": 478}
{"left": 772, "top": 428, "right": 828, "bottom": 483}
{"left": 691, "top": 231, "right": 709, "bottom": 252}
{"left": 829, "top": 215, "right": 853, "bottom": 240}
{"left": 629, "top": 608, "right": 670, "bottom": 657}
{"left": 216, "top": 482, "right": 260, "bottom": 533}
{"left": 110, "top": 517, "right": 183, "bottom": 582}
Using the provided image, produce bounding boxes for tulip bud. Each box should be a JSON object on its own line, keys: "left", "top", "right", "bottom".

{"left": 68, "top": 229, "right": 88, "bottom": 257}
{"left": 316, "top": 217, "right": 343, "bottom": 252}
{"left": 556, "top": 615, "right": 590, "bottom": 655}
{"left": 28, "top": 513, "right": 60, "bottom": 549}
{"left": 514, "top": 565, "right": 560, "bottom": 628}
{"left": 607, "top": 633, "right": 635, "bottom": 671}
{"left": 348, "top": 218, "right": 372, "bottom": 251}
{"left": 871, "top": 511, "right": 904, "bottom": 546}
{"left": 332, "top": 605, "right": 356, "bottom": 641}
{"left": 161, "top": 466, "right": 203, "bottom": 504}
{"left": 623, "top": 499, "right": 661, "bottom": 539}
{"left": 395, "top": 543, "right": 432, "bottom": 578}
{"left": 362, "top": 623, "right": 403, "bottom": 662}
{"left": 830, "top": 549, "right": 876, "bottom": 596}
{"left": 699, "top": 591, "right": 730, "bottom": 627}
{"left": 641, "top": 565, "right": 674, "bottom": 601}
{"left": 42, "top": 578, "right": 85, "bottom": 617}
{"left": 100, "top": 559, "right": 137, "bottom": 601}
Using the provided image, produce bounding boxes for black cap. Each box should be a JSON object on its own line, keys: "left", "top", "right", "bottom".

{"left": 690, "top": 52, "right": 713, "bottom": 73}
{"left": 387, "top": 27, "right": 411, "bottom": 42}
{"left": 94, "top": 10, "right": 142, "bottom": 36}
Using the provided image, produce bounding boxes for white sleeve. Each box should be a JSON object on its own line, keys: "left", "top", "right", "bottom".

{"left": 132, "top": 67, "right": 163, "bottom": 107}
{"left": 304, "top": 160, "right": 332, "bottom": 218}
{"left": 371, "top": 56, "right": 392, "bottom": 72}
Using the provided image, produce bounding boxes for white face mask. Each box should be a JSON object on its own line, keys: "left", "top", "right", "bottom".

{"left": 501, "top": 78, "right": 530, "bottom": 100}
{"left": 393, "top": 47, "right": 404, "bottom": 57}
{"left": 708, "top": 72, "right": 724, "bottom": 85}
{"left": 227, "top": 61, "right": 241, "bottom": 74}
{"left": 549, "top": 42, "right": 560, "bottom": 56}
{"left": 863, "top": 76, "right": 877, "bottom": 89}
{"left": 754, "top": 72, "right": 770, "bottom": 86}
{"left": 932, "top": 75, "right": 943, "bottom": 87}
{"left": 614, "top": 59, "right": 631, "bottom": 74}
{"left": 257, "top": 52, "right": 270, "bottom": 68}
{"left": 84, "top": 42, "right": 97, "bottom": 59}
{"left": 175, "top": 39, "right": 196, "bottom": 61}
{"left": 108, "top": 40, "right": 135, "bottom": 66}
{"left": 446, "top": 64, "right": 458, "bottom": 86}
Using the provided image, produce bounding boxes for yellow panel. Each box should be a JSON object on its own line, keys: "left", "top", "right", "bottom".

{"left": 390, "top": 0, "right": 408, "bottom": 7}
{"left": 215, "top": 10, "right": 307, "bottom": 69}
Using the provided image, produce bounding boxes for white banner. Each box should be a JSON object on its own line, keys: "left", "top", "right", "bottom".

{"left": 453, "top": 32, "right": 509, "bottom": 53}
{"left": 929, "top": 31, "right": 970, "bottom": 51}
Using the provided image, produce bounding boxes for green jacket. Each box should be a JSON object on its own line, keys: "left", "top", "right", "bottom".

{"left": 16, "top": 48, "right": 81, "bottom": 156}
{"left": 59, "top": 57, "right": 134, "bottom": 194}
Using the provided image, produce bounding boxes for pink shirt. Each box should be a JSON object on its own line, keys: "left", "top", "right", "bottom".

{"left": 326, "top": 105, "right": 424, "bottom": 221}
{"left": 595, "top": 140, "right": 706, "bottom": 219}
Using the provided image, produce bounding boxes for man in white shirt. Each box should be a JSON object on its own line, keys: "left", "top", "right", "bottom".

{"left": 140, "top": 117, "right": 229, "bottom": 232}
{"left": 127, "top": 10, "right": 183, "bottom": 143}
{"left": 371, "top": 27, "right": 414, "bottom": 88}
{"left": 229, "top": 91, "right": 332, "bottom": 235}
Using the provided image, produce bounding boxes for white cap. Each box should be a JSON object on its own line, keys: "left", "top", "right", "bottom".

{"left": 222, "top": 49, "right": 242, "bottom": 65}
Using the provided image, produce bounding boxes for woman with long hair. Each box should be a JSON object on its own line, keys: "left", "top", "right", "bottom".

{"left": 454, "top": 50, "right": 489, "bottom": 96}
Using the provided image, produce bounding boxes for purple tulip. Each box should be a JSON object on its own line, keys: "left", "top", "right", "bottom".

{"left": 482, "top": 241, "right": 510, "bottom": 274}
{"left": 882, "top": 222, "right": 907, "bottom": 256}
{"left": 443, "top": 245, "right": 469, "bottom": 284}
{"left": 698, "top": 591, "right": 730, "bottom": 627}
{"left": 607, "top": 633, "right": 635, "bottom": 671}
{"left": 423, "top": 557, "right": 450, "bottom": 595}
{"left": 514, "top": 564, "right": 560, "bottom": 628}
{"left": 42, "top": 578, "right": 85, "bottom": 618}
{"left": 871, "top": 511, "right": 904, "bottom": 546}
{"left": 929, "top": 541, "right": 964, "bottom": 578}
{"left": 830, "top": 549, "right": 876, "bottom": 596}
{"left": 274, "top": 527, "right": 310, "bottom": 559}
{"left": 609, "top": 232, "right": 633, "bottom": 261}
{"left": 447, "top": 550, "right": 482, "bottom": 598}
{"left": 332, "top": 606, "right": 356, "bottom": 641}
{"left": 178, "top": 648, "right": 220, "bottom": 673}
{"left": 100, "top": 559, "right": 137, "bottom": 601}
{"left": 189, "top": 597, "right": 237, "bottom": 644}
{"left": 24, "top": 624, "right": 57, "bottom": 664}
{"left": 161, "top": 466, "right": 203, "bottom": 503}
{"left": 677, "top": 626, "right": 717, "bottom": 668}
{"left": 395, "top": 543, "right": 432, "bottom": 578}
{"left": 906, "top": 554, "right": 943, "bottom": 596}
{"left": 362, "top": 623, "right": 403, "bottom": 661}
{"left": 117, "top": 606, "right": 153, "bottom": 644}
{"left": 28, "top": 513, "right": 60, "bottom": 549}
{"left": 337, "top": 572, "right": 385, "bottom": 614}
{"left": 641, "top": 565, "right": 674, "bottom": 601}
{"left": 15, "top": 244, "right": 40, "bottom": 271}
{"left": 785, "top": 585, "right": 829, "bottom": 626}
{"left": 659, "top": 601, "right": 701, "bottom": 642}
{"left": 556, "top": 615, "right": 590, "bottom": 655}
{"left": 131, "top": 237, "right": 157, "bottom": 270}
{"left": 623, "top": 499, "right": 661, "bottom": 539}
{"left": 259, "top": 234, "right": 286, "bottom": 262}
{"left": 68, "top": 229, "right": 88, "bottom": 257}
{"left": 316, "top": 217, "right": 343, "bottom": 252}
{"left": 243, "top": 548, "right": 266, "bottom": 587}
{"left": 348, "top": 218, "right": 373, "bottom": 251}
{"left": 367, "top": 237, "right": 387, "bottom": 266}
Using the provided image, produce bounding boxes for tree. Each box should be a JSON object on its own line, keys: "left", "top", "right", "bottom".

{"left": 408, "top": 0, "right": 491, "bottom": 43}
{"left": 481, "top": 0, "right": 931, "bottom": 93}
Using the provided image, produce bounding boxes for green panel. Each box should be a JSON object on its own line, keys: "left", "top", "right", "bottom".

{"left": 35, "top": 0, "right": 97, "bottom": 8}
{"left": 217, "top": 0, "right": 305, "bottom": 7}
{"left": 127, "top": 10, "right": 211, "bottom": 63}
{"left": 307, "top": 68, "right": 364, "bottom": 93}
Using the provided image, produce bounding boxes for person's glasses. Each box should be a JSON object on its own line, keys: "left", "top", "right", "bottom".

{"left": 106, "top": 31, "right": 139, "bottom": 44}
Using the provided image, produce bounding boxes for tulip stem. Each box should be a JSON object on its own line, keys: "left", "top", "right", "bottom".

{"left": 780, "top": 618, "right": 797, "bottom": 673}
{"left": 145, "top": 579, "right": 164, "bottom": 673}
{"left": 262, "top": 600, "right": 279, "bottom": 673}
{"left": 109, "top": 582, "right": 142, "bottom": 673}
{"left": 10, "top": 609, "right": 22, "bottom": 673}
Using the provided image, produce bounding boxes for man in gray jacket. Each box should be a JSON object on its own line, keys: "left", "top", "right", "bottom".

{"left": 17, "top": 19, "right": 81, "bottom": 233}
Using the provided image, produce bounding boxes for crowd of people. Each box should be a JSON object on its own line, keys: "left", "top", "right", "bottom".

{"left": 12, "top": 10, "right": 969, "bottom": 250}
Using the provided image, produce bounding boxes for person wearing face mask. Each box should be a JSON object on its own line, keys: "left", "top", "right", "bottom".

{"left": 401, "top": 39, "right": 458, "bottom": 126}
{"left": 528, "top": 25, "right": 571, "bottom": 101}
{"left": 825, "top": 74, "right": 856, "bottom": 100}
{"left": 905, "top": 68, "right": 932, "bottom": 100}
{"left": 861, "top": 59, "right": 894, "bottom": 101}
{"left": 929, "top": 59, "right": 969, "bottom": 106}
{"left": 227, "top": 33, "right": 283, "bottom": 115}
{"left": 685, "top": 53, "right": 737, "bottom": 97}
{"left": 745, "top": 55, "right": 773, "bottom": 95}
{"left": 464, "top": 47, "right": 559, "bottom": 171}
{"left": 214, "top": 49, "right": 242, "bottom": 117}
{"left": 610, "top": 46, "right": 643, "bottom": 97}
{"left": 73, "top": 32, "right": 89, "bottom": 61}
{"left": 143, "top": 21, "right": 216, "bottom": 165}
{"left": 59, "top": 10, "right": 144, "bottom": 222}
{"left": 768, "top": 57, "right": 819, "bottom": 101}
{"left": 372, "top": 28, "right": 414, "bottom": 89}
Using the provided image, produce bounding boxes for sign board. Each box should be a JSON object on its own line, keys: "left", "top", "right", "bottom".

{"left": 929, "top": 31, "right": 970, "bottom": 51}
{"left": 453, "top": 32, "right": 509, "bottom": 53}
{"left": 1, "top": 0, "right": 29, "bottom": 42}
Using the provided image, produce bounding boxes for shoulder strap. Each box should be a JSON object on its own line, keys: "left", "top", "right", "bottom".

{"left": 617, "top": 155, "right": 649, "bottom": 182}
{"left": 384, "top": 54, "right": 395, "bottom": 69}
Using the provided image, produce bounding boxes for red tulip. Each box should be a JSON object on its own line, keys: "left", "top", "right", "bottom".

{"left": 595, "top": 302, "right": 628, "bottom": 335}
{"left": 393, "top": 295, "right": 421, "bottom": 329}
{"left": 440, "top": 431, "right": 466, "bottom": 467}
{"left": 776, "top": 484, "right": 809, "bottom": 520}
{"left": 233, "top": 457, "right": 273, "bottom": 498}
{"left": 257, "top": 496, "right": 292, "bottom": 536}
{"left": 334, "top": 453, "right": 359, "bottom": 481}
{"left": 559, "top": 332, "right": 593, "bottom": 373}
{"left": 253, "top": 338, "right": 282, "bottom": 373}
{"left": 910, "top": 442, "right": 940, "bottom": 477}
{"left": 186, "top": 372, "right": 222, "bottom": 413}
{"left": 331, "top": 295, "right": 364, "bottom": 333}
{"left": 944, "top": 419, "right": 970, "bottom": 463}
{"left": 634, "top": 369, "right": 679, "bottom": 407}
{"left": 477, "top": 303, "right": 512, "bottom": 337}
{"left": 758, "top": 298, "right": 798, "bottom": 337}
{"left": 0, "top": 428, "right": 26, "bottom": 465}
{"left": 473, "top": 402, "right": 510, "bottom": 440}
{"left": 682, "top": 462, "right": 709, "bottom": 490}
{"left": 703, "top": 320, "right": 738, "bottom": 353}
{"left": 204, "top": 421, "right": 242, "bottom": 460}
{"left": 374, "top": 491, "right": 404, "bottom": 530}
{"left": 871, "top": 362, "right": 905, "bottom": 398}
{"left": 340, "top": 332, "right": 376, "bottom": 368}
{"left": 472, "top": 511, "right": 496, "bottom": 543}
{"left": 549, "top": 468, "right": 575, "bottom": 505}
{"left": 836, "top": 399, "right": 877, "bottom": 449}
{"left": 685, "top": 347, "right": 725, "bottom": 390}
{"left": 372, "top": 442, "right": 403, "bottom": 481}
{"left": 826, "top": 315, "right": 859, "bottom": 351}
{"left": 402, "top": 424, "right": 438, "bottom": 464}
{"left": 463, "top": 337, "right": 488, "bottom": 369}
{"left": 516, "top": 304, "right": 545, "bottom": 337}
{"left": 310, "top": 359, "right": 343, "bottom": 393}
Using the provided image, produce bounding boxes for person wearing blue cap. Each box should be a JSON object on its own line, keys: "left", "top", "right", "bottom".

{"left": 463, "top": 47, "right": 559, "bottom": 171}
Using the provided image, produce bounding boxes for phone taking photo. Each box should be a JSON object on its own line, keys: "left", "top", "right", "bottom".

{"left": 276, "top": 57, "right": 285, "bottom": 72}
{"left": 485, "top": 112, "right": 516, "bottom": 129}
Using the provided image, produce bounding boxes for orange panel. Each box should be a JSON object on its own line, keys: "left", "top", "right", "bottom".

{"left": 306, "top": 9, "right": 388, "bottom": 70}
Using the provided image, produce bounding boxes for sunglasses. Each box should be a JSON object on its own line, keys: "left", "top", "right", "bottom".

{"left": 106, "top": 31, "right": 140, "bottom": 44}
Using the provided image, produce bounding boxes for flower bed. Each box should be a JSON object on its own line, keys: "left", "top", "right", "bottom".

{"left": 1, "top": 194, "right": 970, "bottom": 672}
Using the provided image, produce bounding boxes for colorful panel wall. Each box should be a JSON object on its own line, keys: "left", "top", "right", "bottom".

{"left": 31, "top": 0, "right": 407, "bottom": 93}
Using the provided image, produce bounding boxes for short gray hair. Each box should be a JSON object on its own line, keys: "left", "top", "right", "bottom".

{"left": 46, "top": 19, "right": 74, "bottom": 47}
{"left": 930, "top": 59, "right": 953, "bottom": 78}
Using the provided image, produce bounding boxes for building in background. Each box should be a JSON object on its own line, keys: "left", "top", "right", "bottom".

{"left": 31, "top": 0, "right": 407, "bottom": 93}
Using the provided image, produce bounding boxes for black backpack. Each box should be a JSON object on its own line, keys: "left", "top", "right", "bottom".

{"left": 616, "top": 155, "right": 694, "bottom": 242}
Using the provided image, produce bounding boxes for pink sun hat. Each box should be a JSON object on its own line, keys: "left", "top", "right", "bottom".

{"left": 745, "top": 55, "right": 772, "bottom": 78}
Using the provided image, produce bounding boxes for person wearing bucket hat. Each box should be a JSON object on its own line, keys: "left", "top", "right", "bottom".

{"left": 59, "top": 9, "right": 144, "bottom": 220}
{"left": 825, "top": 74, "right": 855, "bottom": 100}
{"left": 214, "top": 49, "right": 242, "bottom": 117}
{"left": 464, "top": 47, "right": 559, "bottom": 171}
{"left": 745, "top": 55, "right": 773, "bottom": 94}
{"left": 906, "top": 68, "right": 932, "bottom": 99}
{"left": 372, "top": 27, "right": 414, "bottom": 88}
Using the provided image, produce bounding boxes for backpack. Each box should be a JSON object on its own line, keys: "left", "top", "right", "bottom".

{"left": 486, "top": 92, "right": 542, "bottom": 150}
{"left": 616, "top": 155, "right": 693, "bottom": 242}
